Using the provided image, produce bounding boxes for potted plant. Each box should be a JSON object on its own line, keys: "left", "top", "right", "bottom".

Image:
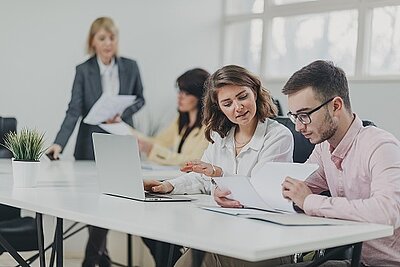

{"left": 2, "top": 128, "right": 46, "bottom": 187}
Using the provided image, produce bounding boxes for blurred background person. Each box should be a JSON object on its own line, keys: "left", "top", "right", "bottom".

{"left": 46, "top": 17, "right": 145, "bottom": 267}
{"left": 132, "top": 68, "right": 209, "bottom": 166}
{"left": 138, "top": 68, "right": 209, "bottom": 267}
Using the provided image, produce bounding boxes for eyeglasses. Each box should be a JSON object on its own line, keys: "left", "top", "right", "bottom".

{"left": 287, "top": 97, "right": 335, "bottom": 125}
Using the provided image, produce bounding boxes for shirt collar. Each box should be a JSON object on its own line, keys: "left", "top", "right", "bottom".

{"left": 97, "top": 56, "right": 116, "bottom": 76}
{"left": 221, "top": 120, "right": 267, "bottom": 152}
{"left": 329, "top": 114, "right": 362, "bottom": 164}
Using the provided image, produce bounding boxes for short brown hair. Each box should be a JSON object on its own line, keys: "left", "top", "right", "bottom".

{"left": 203, "top": 65, "right": 277, "bottom": 143}
{"left": 86, "top": 17, "right": 119, "bottom": 55}
{"left": 282, "top": 60, "right": 352, "bottom": 112}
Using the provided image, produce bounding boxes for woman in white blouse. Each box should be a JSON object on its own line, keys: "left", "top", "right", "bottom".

{"left": 144, "top": 65, "right": 294, "bottom": 267}
{"left": 145, "top": 65, "right": 294, "bottom": 198}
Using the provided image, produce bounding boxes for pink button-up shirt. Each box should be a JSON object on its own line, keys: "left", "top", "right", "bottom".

{"left": 304, "top": 115, "right": 400, "bottom": 266}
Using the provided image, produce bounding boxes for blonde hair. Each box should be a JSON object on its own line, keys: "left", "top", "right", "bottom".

{"left": 86, "top": 17, "right": 119, "bottom": 55}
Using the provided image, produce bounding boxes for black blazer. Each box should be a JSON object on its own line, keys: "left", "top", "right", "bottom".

{"left": 54, "top": 56, "right": 145, "bottom": 160}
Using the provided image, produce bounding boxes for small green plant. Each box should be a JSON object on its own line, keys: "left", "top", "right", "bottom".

{"left": 2, "top": 128, "right": 46, "bottom": 161}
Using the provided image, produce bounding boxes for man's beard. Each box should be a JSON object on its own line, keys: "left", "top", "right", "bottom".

{"left": 316, "top": 111, "right": 337, "bottom": 144}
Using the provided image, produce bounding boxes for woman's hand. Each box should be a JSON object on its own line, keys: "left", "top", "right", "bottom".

{"left": 213, "top": 187, "right": 242, "bottom": 208}
{"left": 46, "top": 144, "right": 63, "bottom": 160}
{"left": 138, "top": 139, "right": 153, "bottom": 156}
{"left": 143, "top": 180, "right": 174, "bottom": 193}
{"left": 105, "top": 114, "right": 122, "bottom": 124}
{"left": 180, "top": 160, "right": 222, "bottom": 177}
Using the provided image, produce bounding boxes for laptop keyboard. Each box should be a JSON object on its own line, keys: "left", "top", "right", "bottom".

{"left": 145, "top": 192, "right": 172, "bottom": 199}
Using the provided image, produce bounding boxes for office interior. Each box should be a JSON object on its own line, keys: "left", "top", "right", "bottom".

{"left": 1, "top": 0, "right": 399, "bottom": 266}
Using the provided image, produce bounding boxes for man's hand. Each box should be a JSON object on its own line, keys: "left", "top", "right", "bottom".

{"left": 281, "top": 176, "right": 312, "bottom": 210}
{"left": 213, "top": 187, "right": 242, "bottom": 208}
{"left": 143, "top": 180, "right": 174, "bottom": 193}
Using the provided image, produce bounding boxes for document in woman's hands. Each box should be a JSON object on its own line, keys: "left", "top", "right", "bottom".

{"left": 83, "top": 95, "right": 137, "bottom": 125}
{"left": 213, "top": 162, "right": 318, "bottom": 213}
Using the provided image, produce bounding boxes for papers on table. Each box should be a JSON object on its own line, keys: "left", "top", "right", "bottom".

{"left": 99, "top": 122, "right": 133, "bottom": 135}
{"left": 141, "top": 162, "right": 180, "bottom": 171}
{"left": 202, "top": 207, "right": 356, "bottom": 226}
{"left": 83, "top": 95, "right": 137, "bottom": 125}
{"left": 213, "top": 162, "right": 319, "bottom": 213}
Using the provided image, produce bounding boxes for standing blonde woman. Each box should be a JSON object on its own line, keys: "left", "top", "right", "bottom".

{"left": 46, "top": 17, "right": 145, "bottom": 267}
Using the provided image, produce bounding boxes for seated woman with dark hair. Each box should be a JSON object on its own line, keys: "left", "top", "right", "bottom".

{"left": 134, "top": 68, "right": 210, "bottom": 267}
{"left": 131, "top": 68, "right": 210, "bottom": 166}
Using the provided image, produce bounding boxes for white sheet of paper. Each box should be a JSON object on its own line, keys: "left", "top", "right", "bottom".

{"left": 213, "top": 162, "right": 318, "bottom": 213}
{"left": 83, "top": 95, "right": 137, "bottom": 125}
{"left": 251, "top": 162, "right": 318, "bottom": 212}
{"left": 213, "top": 176, "right": 275, "bottom": 211}
{"left": 99, "top": 122, "right": 132, "bottom": 135}
{"left": 202, "top": 207, "right": 356, "bottom": 226}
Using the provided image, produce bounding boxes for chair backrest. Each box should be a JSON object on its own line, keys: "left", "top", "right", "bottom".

{"left": 0, "top": 117, "right": 17, "bottom": 158}
{"left": 274, "top": 117, "right": 315, "bottom": 163}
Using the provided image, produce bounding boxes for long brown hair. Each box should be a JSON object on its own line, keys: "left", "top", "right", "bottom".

{"left": 203, "top": 65, "right": 277, "bottom": 143}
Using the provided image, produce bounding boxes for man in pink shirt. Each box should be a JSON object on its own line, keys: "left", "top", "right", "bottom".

{"left": 281, "top": 60, "right": 400, "bottom": 266}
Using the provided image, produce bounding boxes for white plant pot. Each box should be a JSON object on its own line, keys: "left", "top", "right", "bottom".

{"left": 11, "top": 159, "right": 40, "bottom": 187}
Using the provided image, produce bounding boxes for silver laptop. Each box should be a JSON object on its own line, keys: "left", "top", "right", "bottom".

{"left": 92, "top": 133, "right": 191, "bottom": 202}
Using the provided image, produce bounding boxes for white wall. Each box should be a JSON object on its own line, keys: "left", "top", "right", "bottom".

{"left": 1, "top": 0, "right": 222, "bottom": 264}
{"left": 0, "top": 0, "right": 222, "bottom": 158}
{"left": 268, "top": 80, "right": 399, "bottom": 140}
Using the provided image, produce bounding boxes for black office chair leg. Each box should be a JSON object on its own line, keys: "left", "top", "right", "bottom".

{"left": 36, "top": 213, "right": 46, "bottom": 267}
{"left": 0, "top": 233, "right": 30, "bottom": 267}
{"left": 26, "top": 222, "right": 87, "bottom": 265}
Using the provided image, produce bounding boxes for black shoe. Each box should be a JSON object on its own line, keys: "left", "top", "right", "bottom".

{"left": 81, "top": 258, "right": 96, "bottom": 267}
{"left": 99, "top": 254, "right": 111, "bottom": 267}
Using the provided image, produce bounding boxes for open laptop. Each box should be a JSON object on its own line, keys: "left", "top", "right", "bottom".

{"left": 92, "top": 133, "right": 191, "bottom": 202}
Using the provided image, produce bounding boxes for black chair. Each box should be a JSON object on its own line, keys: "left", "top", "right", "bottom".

{"left": 273, "top": 117, "right": 314, "bottom": 163}
{"left": 0, "top": 117, "right": 41, "bottom": 266}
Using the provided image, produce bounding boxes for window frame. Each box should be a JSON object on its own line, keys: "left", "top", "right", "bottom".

{"left": 221, "top": 0, "right": 400, "bottom": 82}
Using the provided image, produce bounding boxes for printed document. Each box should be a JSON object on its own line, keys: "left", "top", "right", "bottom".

{"left": 83, "top": 95, "right": 136, "bottom": 125}
{"left": 201, "top": 207, "right": 356, "bottom": 226}
{"left": 213, "top": 162, "right": 318, "bottom": 213}
{"left": 99, "top": 121, "right": 133, "bottom": 135}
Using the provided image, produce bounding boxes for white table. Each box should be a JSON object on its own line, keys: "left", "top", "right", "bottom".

{"left": 0, "top": 159, "right": 393, "bottom": 267}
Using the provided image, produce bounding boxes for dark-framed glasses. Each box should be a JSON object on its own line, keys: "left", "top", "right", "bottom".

{"left": 287, "top": 97, "right": 335, "bottom": 125}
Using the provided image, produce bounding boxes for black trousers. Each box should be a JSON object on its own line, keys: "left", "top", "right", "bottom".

{"left": 82, "top": 226, "right": 110, "bottom": 267}
{"left": 142, "top": 237, "right": 182, "bottom": 267}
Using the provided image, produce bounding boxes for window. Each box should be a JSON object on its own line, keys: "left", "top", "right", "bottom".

{"left": 222, "top": 0, "right": 400, "bottom": 80}
{"left": 368, "top": 5, "right": 400, "bottom": 76}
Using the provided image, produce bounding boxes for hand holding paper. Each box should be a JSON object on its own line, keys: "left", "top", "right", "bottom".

{"left": 213, "top": 162, "right": 318, "bottom": 213}
{"left": 83, "top": 94, "right": 137, "bottom": 125}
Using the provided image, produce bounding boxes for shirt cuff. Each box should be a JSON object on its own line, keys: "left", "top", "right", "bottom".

{"left": 303, "top": 194, "right": 325, "bottom": 216}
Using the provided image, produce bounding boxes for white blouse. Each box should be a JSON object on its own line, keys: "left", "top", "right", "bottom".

{"left": 97, "top": 56, "right": 120, "bottom": 96}
{"left": 169, "top": 118, "right": 294, "bottom": 194}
